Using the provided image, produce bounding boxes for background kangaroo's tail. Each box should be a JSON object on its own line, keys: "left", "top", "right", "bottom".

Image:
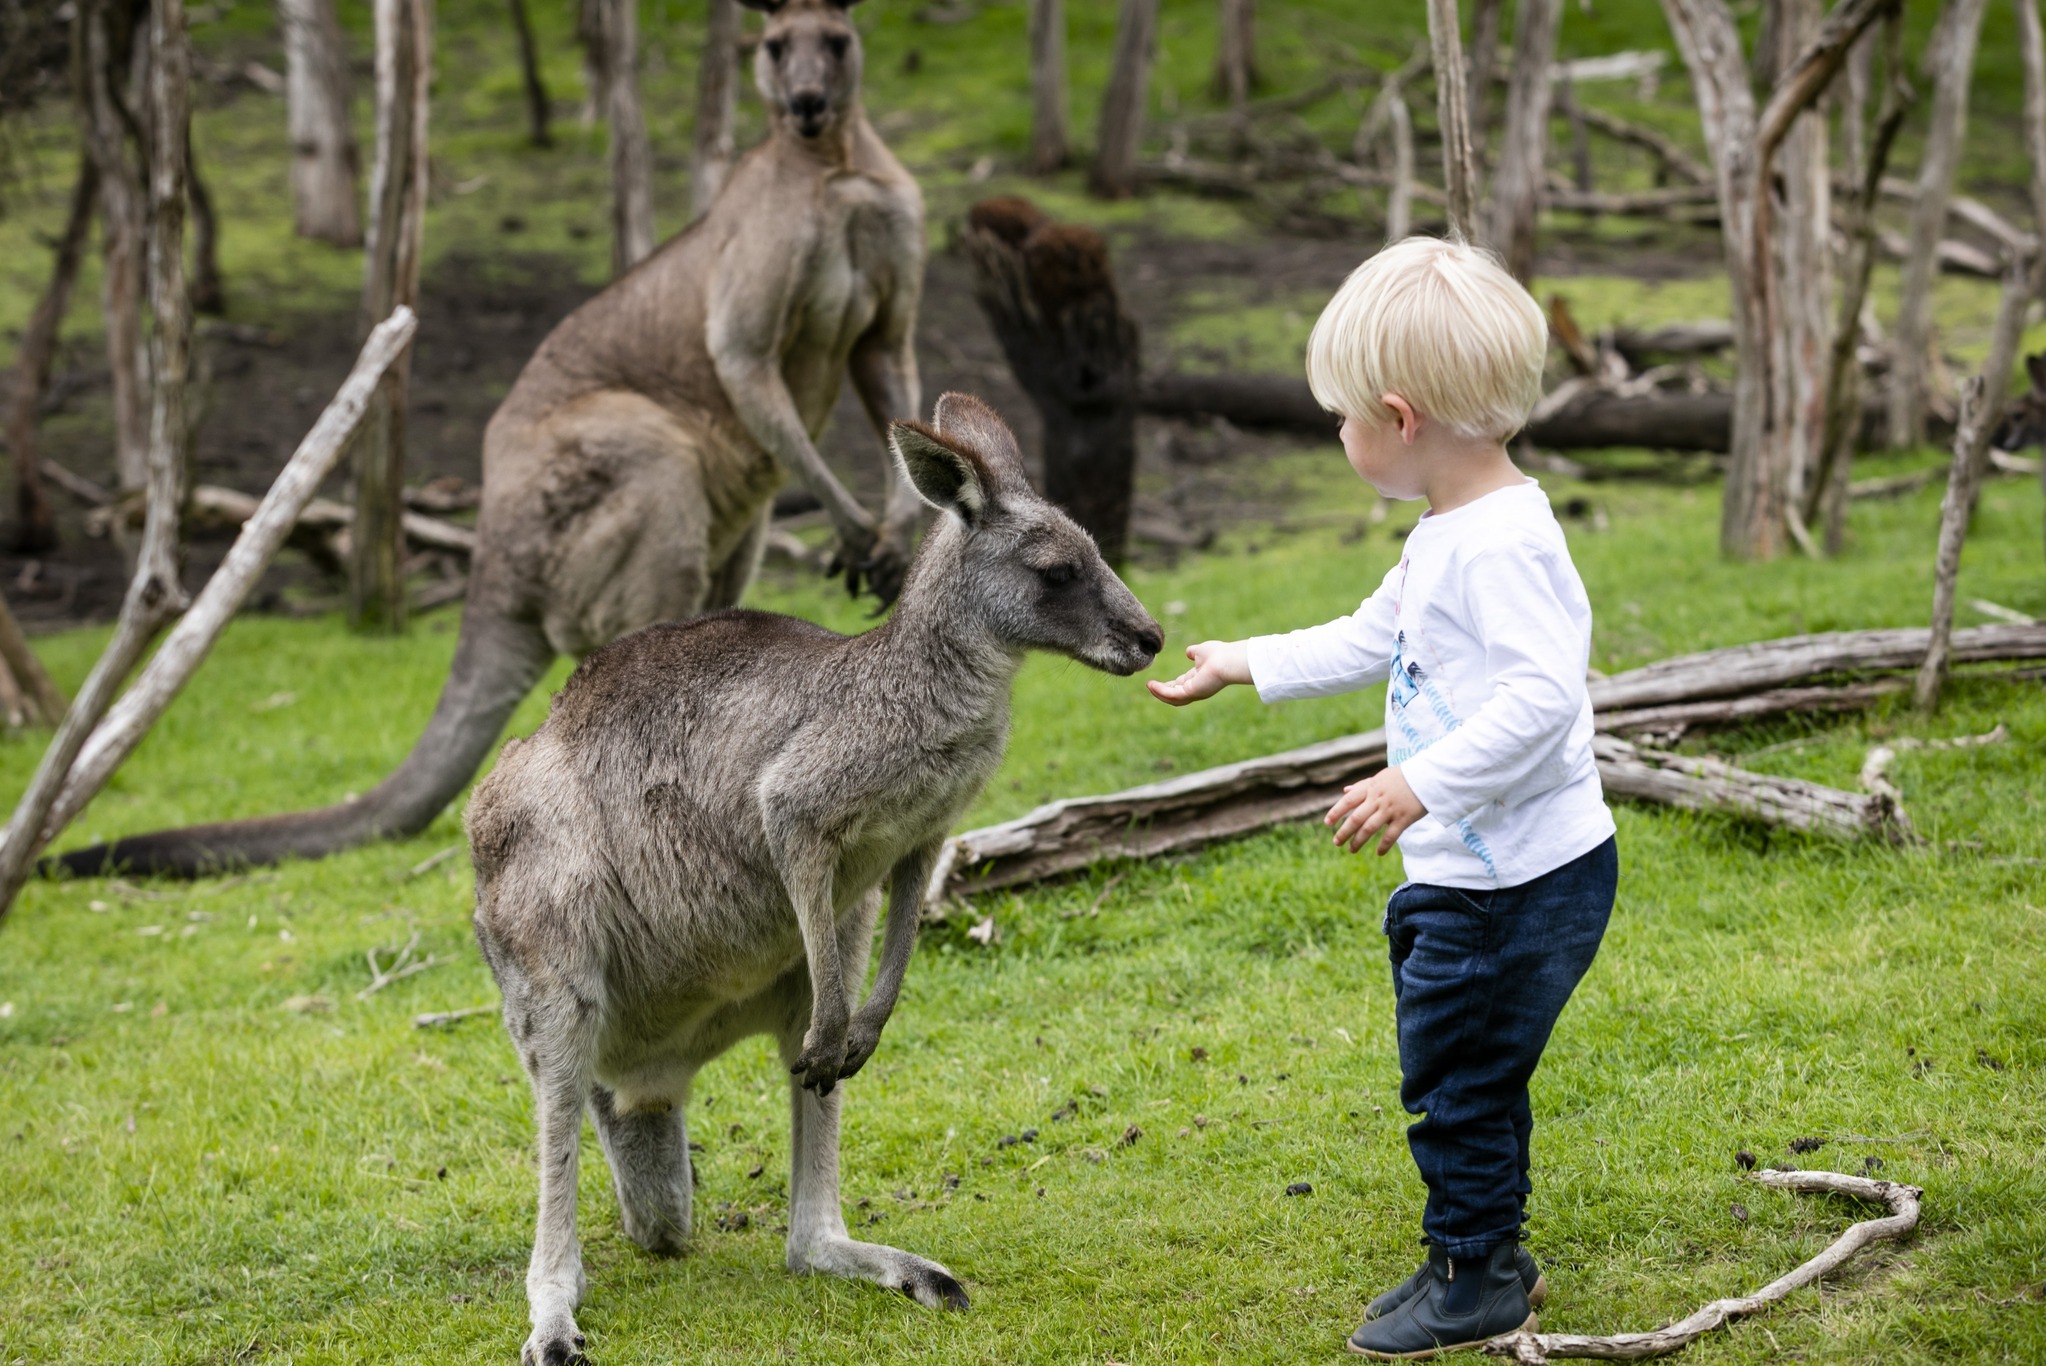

{"left": 44, "top": 608, "right": 555, "bottom": 879}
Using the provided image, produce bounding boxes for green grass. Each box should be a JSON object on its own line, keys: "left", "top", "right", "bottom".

{"left": 3, "top": 448, "right": 2045, "bottom": 1364}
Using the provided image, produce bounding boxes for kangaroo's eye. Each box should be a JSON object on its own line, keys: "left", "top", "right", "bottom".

{"left": 1039, "top": 563, "right": 1077, "bottom": 588}
{"left": 825, "top": 33, "right": 849, "bottom": 58}
{"left": 765, "top": 38, "right": 785, "bottom": 60}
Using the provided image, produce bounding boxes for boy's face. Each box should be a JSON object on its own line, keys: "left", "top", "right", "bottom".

{"left": 1339, "top": 402, "right": 1428, "bottom": 501}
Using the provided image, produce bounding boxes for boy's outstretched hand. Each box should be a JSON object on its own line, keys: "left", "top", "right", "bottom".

{"left": 1146, "top": 640, "right": 1252, "bottom": 706}
{"left": 1326, "top": 767, "right": 1426, "bottom": 855}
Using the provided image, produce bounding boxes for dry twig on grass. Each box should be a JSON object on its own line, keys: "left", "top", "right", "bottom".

{"left": 1484, "top": 1170, "right": 1922, "bottom": 1364}
{"left": 358, "top": 929, "right": 442, "bottom": 1000}
{"left": 414, "top": 1003, "right": 496, "bottom": 1028}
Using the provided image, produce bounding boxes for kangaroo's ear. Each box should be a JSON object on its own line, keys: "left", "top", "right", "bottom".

{"left": 736, "top": 0, "right": 785, "bottom": 12}
{"left": 2027, "top": 352, "right": 2046, "bottom": 392}
{"left": 890, "top": 421, "right": 989, "bottom": 525}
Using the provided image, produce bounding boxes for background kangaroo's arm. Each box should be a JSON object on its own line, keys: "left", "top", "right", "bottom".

{"left": 848, "top": 264, "right": 925, "bottom": 534}
{"left": 707, "top": 255, "right": 877, "bottom": 545}
{"left": 840, "top": 839, "right": 938, "bottom": 1080}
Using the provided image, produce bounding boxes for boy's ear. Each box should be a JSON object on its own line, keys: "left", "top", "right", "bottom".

{"left": 890, "top": 421, "right": 991, "bottom": 524}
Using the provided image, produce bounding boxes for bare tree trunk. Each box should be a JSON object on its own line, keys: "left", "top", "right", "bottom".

{"left": 1426, "top": 0, "right": 1480, "bottom": 238}
{"left": 352, "top": 0, "right": 430, "bottom": 634}
{"left": 1917, "top": 0, "right": 2046, "bottom": 706}
{"left": 1486, "top": 0, "right": 1562, "bottom": 281}
{"left": 5, "top": 153, "right": 97, "bottom": 554}
{"left": 1214, "top": 0, "right": 1254, "bottom": 110}
{"left": 506, "top": 0, "right": 551, "bottom": 148}
{"left": 1662, "top": 0, "right": 1890, "bottom": 560}
{"left": 279, "top": 0, "right": 362, "bottom": 246}
{"left": 691, "top": 0, "right": 738, "bottom": 217}
{"left": 79, "top": 0, "right": 151, "bottom": 497}
{"left": 1090, "top": 0, "right": 1157, "bottom": 199}
{"left": 1466, "top": 0, "right": 1504, "bottom": 157}
{"left": 1888, "top": 0, "right": 1986, "bottom": 449}
{"left": 599, "top": 0, "right": 654, "bottom": 272}
{"left": 1809, "top": 11, "right": 1911, "bottom": 552}
{"left": 965, "top": 198, "right": 1141, "bottom": 563}
{"left": 0, "top": 593, "right": 67, "bottom": 727}
{"left": 186, "top": 123, "right": 225, "bottom": 314}
{"left": 577, "top": 0, "right": 606, "bottom": 128}
{"left": 1028, "top": 0, "right": 1068, "bottom": 172}
{"left": 1768, "top": 0, "right": 1834, "bottom": 554}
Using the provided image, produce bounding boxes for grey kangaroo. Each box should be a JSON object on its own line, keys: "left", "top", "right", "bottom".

{"left": 54, "top": 0, "right": 924, "bottom": 878}
{"left": 469, "top": 394, "right": 1162, "bottom": 1366}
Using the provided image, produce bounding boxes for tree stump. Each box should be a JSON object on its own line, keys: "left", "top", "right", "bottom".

{"left": 964, "top": 197, "right": 1140, "bottom": 564}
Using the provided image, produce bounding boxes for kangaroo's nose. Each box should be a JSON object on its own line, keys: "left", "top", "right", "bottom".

{"left": 1135, "top": 622, "right": 1164, "bottom": 659}
{"left": 790, "top": 92, "right": 828, "bottom": 121}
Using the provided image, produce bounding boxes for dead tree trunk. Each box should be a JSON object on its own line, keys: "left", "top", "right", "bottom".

{"left": 351, "top": 0, "right": 430, "bottom": 634}
{"left": 1916, "top": 0, "right": 2046, "bottom": 707}
{"left": 279, "top": 0, "right": 363, "bottom": 246}
{"left": 506, "top": 0, "right": 551, "bottom": 147}
{"left": 1466, "top": 0, "right": 1504, "bottom": 157}
{"left": 79, "top": 0, "right": 151, "bottom": 497}
{"left": 965, "top": 197, "right": 1140, "bottom": 564}
{"left": 1808, "top": 11, "right": 1911, "bottom": 552}
{"left": 1214, "top": 0, "right": 1255, "bottom": 110}
{"left": 4, "top": 153, "right": 97, "bottom": 554}
{"left": 1766, "top": 0, "right": 1835, "bottom": 554}
{"left": 576, "top": 0, "right": 606, "bottom": 128}
{"left": 1661, "top": 0, "right": 1892, "bottom": 560}
{"left": 599, "top": 0, "right": 654, "bottom": 271}
{"left": 1888, "top": 0, "right": 1986, "bottom": 449}
{"left": 1426, "top": 0, "right": 1480, "bottom": 238}
{"left": 0, "top": 593, "right": 67, "bottom": 728}
{"left": 1028, "top": 0, "right": 1068, "bottom": 172}
{"left": 1090, "top": 0, "right": 1157, "bottom": 199}
{"left": 691, "top": 0, "right": 738, "bottom": 217}
{"left": 1485, "top": 0, "right": 1562, "bottom": 280}
{"left": 186, "top": 123, "right": 225, "bottom": 314}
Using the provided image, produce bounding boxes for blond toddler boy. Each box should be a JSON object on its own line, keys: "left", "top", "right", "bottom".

{"left": 1150, "top": 237, "right": 1617, "bottom": 1359}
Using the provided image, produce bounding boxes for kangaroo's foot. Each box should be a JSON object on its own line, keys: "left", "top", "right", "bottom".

{"left": 522, "top": 1311, "right": 587, "bottom": 1366}
{"left": 788, "top": 1235, "right": 970, "bottom": 1310}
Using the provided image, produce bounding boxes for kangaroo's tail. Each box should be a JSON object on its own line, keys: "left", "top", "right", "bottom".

{"left": 44, "top": 608, "right": 554, "bottom": 879}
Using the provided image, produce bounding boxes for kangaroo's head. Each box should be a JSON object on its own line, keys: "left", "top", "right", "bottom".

{"left": 890, "top": 394, "right": 1164, "bottom": 676}
{"left": 742, "top": 0, "right": 864, "bottom": 143}
{"left": 1991, "top": 353, "right": 2046, "bottom": 455}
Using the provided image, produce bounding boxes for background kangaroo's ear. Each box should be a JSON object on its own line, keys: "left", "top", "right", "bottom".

{"left": 891, "top": 421, "right": 990, "bottom": 525}
{"left": 2027, "top": 352, "right": 2046, "bottom": 392}
{"left": 735, "top": 0, "right": 785, "bottom": 12}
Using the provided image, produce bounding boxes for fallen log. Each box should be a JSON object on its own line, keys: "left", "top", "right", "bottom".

{"left": 928, "top": 622, "right": 2046, "bottom": 900}
{"left": 1591, "top": 735, "right": 1910, "bottom": 841}
{"left": 1484, "top": 1170, "right": 1922, "bottom": 1365}
{"left": 1594, "top": 678, "right": 1907, "bottom": 735}
{"left": 1141, "top": 369, "right": 1919, "bottom": 455}
{"left": 88, "top": 483, "right": 476, "bottom": 556}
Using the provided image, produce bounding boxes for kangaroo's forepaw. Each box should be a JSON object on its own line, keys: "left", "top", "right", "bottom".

{"left": 791, "top": 1023, "right": 849, "bottom": 1094}
{"left": 522, "top": 1319, "right": 587, "bottom": 1366}
{"left": 837, "top": 1024, "right": 882, "bottom": 1081}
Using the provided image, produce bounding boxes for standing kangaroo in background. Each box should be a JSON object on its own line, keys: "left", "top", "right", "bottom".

{"left": 53, "top": 0, "right": 925, "bottom": 879}
{"left": 469, "top": 394, "right": 1163, "bottom": 1365}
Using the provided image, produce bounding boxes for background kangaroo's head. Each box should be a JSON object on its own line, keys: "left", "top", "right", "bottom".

{"left": 890, "top": 394, "right": 1164, "bottom": 677}
{"left": 742, "top": 0, "right": 865, "bottom": 143}
{"left": 1990, "top": 352, "right": 2046, "bottom": 456}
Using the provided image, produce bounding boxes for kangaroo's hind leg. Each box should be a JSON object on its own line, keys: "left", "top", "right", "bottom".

{"left": 773, "top": 891, "right": 969, "bottom": 1310}
{"left": 589, "top": 1083, "right": 693, "bottom": 1256}
{"left": 494, "top": 964, "right": 601, "bottom": 1366}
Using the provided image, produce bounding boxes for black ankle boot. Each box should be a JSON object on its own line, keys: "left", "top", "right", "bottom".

{"left": 1364, "top": 1240, "right": 1545, "bottom": 1322}
{"left": 1347, "top": 1240, "right": 1535, "bottom": 1359}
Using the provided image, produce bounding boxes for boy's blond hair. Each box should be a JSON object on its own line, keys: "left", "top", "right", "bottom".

{"left": 1305, "top": 236, "right": 1547, "bottom": 442}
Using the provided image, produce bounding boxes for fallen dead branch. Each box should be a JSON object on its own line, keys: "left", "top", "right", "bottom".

{"left": 1593, "top": 735, "right": 1911, "bottom": 841}
{"left": 928, "top": 622, "right": 2046, "bottom": 902}
{"left": 88, "top": 483, "right": 475, "bottom": 557}
{"left": 357, "top": 929, "right": 441, "bottom": 1000}
{"left": 1861, "top": 723, "right": 2008, "bottom": 804}
{"left": 1483, "top": 1170, "right": 1922, "bottom": 1364}
{"left": 1, "top": 309, "right": 418, "bottom": 919}
{"left": 414, "top": 1003, "right": 496, "bottom": 1028}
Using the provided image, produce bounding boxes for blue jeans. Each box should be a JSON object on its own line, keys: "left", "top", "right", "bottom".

{"left": 1384, "top": 836, "right": 1617, "bottom": 1259}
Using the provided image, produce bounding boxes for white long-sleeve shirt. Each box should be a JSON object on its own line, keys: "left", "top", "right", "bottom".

{"left": 1245, "top": 479, "right": 1614, "bottom": 889}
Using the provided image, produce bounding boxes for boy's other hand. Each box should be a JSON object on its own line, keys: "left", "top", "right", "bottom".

{"left": 1326, "top": 767, "right": 1426, "bottom": 855}
{"left": 1146, "top": 640, "right": 1251, "bottom": 706}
